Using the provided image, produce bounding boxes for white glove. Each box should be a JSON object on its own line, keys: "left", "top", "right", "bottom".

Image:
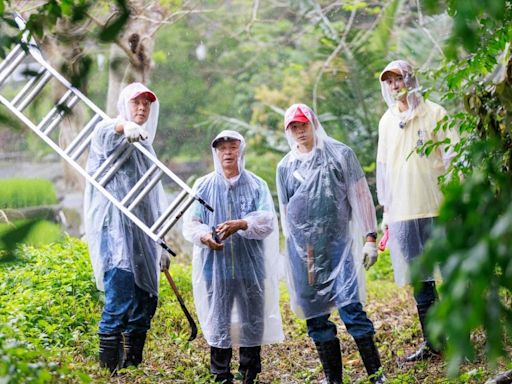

{"left": 123, "top": 121, "right": 148, "bottom": 143}
{"left": 362, "top": 241, "right": 378, "bottom": 270}
{"left": 160, "top": 253, "right": 171, "bottom": 272}
{"left": 380, "top": 212, "right": 388, "bottom": 232}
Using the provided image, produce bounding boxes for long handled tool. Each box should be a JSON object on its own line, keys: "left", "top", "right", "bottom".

{"left": 163, "top": 269, "right": 198, "bottom": 341}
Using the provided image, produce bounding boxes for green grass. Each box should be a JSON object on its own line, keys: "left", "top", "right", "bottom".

{"left": 0, "top": 178, "right": 58, "bottom": 209}
{"left": 0, "top": 219, "right": 62, "bottom": 251}
{"left": 0, "top": 238, "right": 510, "bottom": 383}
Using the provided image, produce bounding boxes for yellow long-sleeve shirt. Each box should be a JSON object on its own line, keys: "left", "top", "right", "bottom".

{"left": 376, "top": 99, "right": 458, "bottom": 222}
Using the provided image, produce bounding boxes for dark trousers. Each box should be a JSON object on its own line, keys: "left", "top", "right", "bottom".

{"left": 211, "top": 346, "right": 261, "bottom": 382}
{"left": 99, "top": 268, "right": 158, "bottom": 334}
{"left": 306, "top": 302, "right": 375, "bottom": 343}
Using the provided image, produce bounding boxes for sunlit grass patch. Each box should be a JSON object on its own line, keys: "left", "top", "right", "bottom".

{"left": 0, "top": 178, "right": 58, "bottom": 209}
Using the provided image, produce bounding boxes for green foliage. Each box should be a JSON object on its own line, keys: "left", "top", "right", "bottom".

{"left": 0, "top": 219, "right": 62, "bottom": 254}
{"left": 0, "top": 238, "right": 97, "bottom": 383}
{"left": 97, "top": 0, "right": 129, "bottom": 42}
{"left": 0, "top": 178, "right": 57, "bottom": 208}
{"left": 422, "top": 0, "right": 509, "bottom": 57}
{"left": 412, "top": 1, "right": 512, "bottom": 375}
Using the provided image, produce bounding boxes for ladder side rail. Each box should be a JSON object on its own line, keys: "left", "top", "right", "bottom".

{"left": 0, "top": 93, "right": 164, "bottom": 245}
{"left": 120, "top": 164, "right": 158, "bottom": 206}
{"left": 156, "top": 196, "right": 195, "bottom": 239}
{"left": 12, "top": 69, "right": 52, "bottom": 111}
{"left": 150, "top": 190, "right": 188, "bottom": 232}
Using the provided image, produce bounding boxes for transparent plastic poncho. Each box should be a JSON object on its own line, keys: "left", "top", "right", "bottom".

{"left": 182, "top": 130, "right": 284, "bottom": 348}
{"left": 84, "top": 83, "right": 166, "bottom": 296}
{"left": 276, "top": 104, "right": 377, "bottom": 319}
{"left": 377, "top": 61, "right": 458, "bottom": 286}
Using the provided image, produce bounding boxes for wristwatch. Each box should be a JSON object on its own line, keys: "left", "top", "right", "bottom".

{"left": 366, "top": 232, "right": 377, "bottom": 240}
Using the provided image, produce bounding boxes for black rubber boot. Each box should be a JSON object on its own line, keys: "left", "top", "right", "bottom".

{"left": 98, "top": 332, "right": 123, "bottom": 374}
{"left": 406, "top": 302, "right": 440, "bottom": 361}
{"left": 123, "top": 332, "right": 147, "bottom": 368}
{"left": 211, "top": 346, "right": 234, "bottom": 383}
{"left": 314, "top": 338, "right": 342, "bottom": 384}
{"left": 239, "top": 346, "right": 261, "bottom": 384}
{"left": 355, "top": 336, "right": 386, "bottom": 383}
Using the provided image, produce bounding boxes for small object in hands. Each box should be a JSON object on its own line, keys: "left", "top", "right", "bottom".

{"left": 212, "top": 226, "right": 221, "bottom": 243}
{"left": 378, "top": 228, "right": 389, "bottom": 252}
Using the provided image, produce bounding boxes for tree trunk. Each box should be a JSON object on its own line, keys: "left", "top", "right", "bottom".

{"left": 106, "top": 0, "right": 166, "bottom": 115}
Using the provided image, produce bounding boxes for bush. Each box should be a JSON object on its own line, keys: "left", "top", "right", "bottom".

{"left": 0, "top": 220, "right": 62, "bottom": 251}
{"left": 0, "top": 238, "right": 97, "bottom": 383}
{"left": 0, "top": 179, "right": 58, "bottom": 209}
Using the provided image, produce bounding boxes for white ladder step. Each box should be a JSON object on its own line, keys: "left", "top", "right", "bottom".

{"left": 126, "top": 169, "right": 164, "bottom": 211}
{"left": 11, "top": 67, "right": 52, "bottom": 111}
{"left": 150, "top": 190, "right": 188, "bottom": 232}
{"left": 65, "top": 114, "right": 103, "bottom": 160}
{"left": 0, "top": 44, "right": 26, "bottom": 86}
{"left": 157, "top": 196, "right": 196, "bottom": 238}
{"left": 120, "top": 164, "right": 158, "bottom": 207}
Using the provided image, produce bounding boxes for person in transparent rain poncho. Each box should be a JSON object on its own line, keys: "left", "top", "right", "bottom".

{"left": 84, "top": 83, "right": 169, "bottom": 373}
{"left": 377, "top": 60, "right": 459, "bottom": 361}
{"left": 276, "top": 104, "right": 386, "bottom": 384}
{"left": 182, "top": 130, "right": 283, "bottom": 384}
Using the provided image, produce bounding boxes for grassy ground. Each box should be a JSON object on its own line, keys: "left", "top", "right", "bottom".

{"left": 0, "top": 238, "right": 510, "bottom": 383}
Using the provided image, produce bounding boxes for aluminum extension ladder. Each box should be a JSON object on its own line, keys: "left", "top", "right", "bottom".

{"left": 0, "top": 14, "right": 210, "bottom": 340}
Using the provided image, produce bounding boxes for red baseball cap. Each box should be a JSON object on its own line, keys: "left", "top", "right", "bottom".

{"left": 131, "top": 90, "right": 157, "bottom": 102}
{"left": 288, "top": 108, "right": 309, "bottom": 126}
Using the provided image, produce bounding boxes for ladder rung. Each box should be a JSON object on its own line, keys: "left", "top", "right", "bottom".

{"left": 0, "top": 44, "right": 26, "bottom": 86}
{"left": 127, "top": 169, "right": 164, "bottom": 211}
{"left": 120, "top": 164, "right": 159, "bottom": 207}
{"left": 12, "top": 68, "right": 52, "bottom": 111}
{"left": 91, "top": 142, "right": 130, "bottom": 181}
{"left": 42, "top": 93, "right": 80, "bottom": 136}
{"left": 150, "top": 190, "right": 188, "bottom": 232}
{"left": 157, "top": 196, "right": 195, "bottom": 238}
{"left": 0, "top": 44, "right": 23, "bottom": 73}
{"left": 69, "top": 133, "right": 93, "bottom": 162}
{"left": 98, "top": 146, "right": 136, "bottom": 187}
{"left": 37, "top": 90, "right": 73, "bottom": 131}
{"left": 65, "top": 114, "right": 102, "bottom": 157}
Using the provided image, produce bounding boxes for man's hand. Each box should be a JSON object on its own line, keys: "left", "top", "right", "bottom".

{"left": 160, "top": 253, "right": 171, "bottom": 272}
{"left": 200, "top": 232, "right": 224, "bottom": 251}
{"left": 362, "top": 241, "right": 378, "bottom": 270}
{"left": 216, "top": 220, "right": 248, "bottom": 241}
{"left": 123, "top": 121, "right": 148, "bottom": 143}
